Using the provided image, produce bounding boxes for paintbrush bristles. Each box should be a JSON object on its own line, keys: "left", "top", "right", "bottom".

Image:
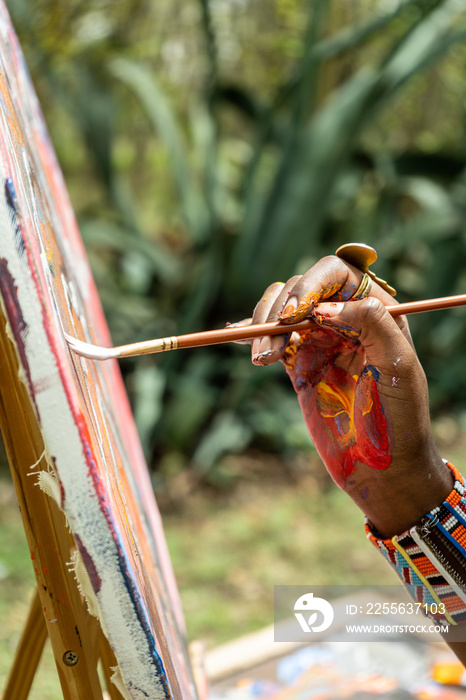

{"left": 64, "top": 334, "right": 119, "bottom": 360}
{"left": 64, "top": 333, "right": 178, "bottom": 360}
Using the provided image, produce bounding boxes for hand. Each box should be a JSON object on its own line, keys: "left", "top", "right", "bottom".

{"left": 242, "top": 255, "right": 452, "bottom": 537}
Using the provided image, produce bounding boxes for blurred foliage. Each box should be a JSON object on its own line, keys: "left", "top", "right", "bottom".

{"left": 7, "top": 0, "right": 466, "bottom": 480}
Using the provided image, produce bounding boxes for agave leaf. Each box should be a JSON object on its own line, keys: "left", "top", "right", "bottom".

{"left": 189, "top": 101, "right": 218, "bottom": 229}
{"left": 234, "top": 1, "right": 466, "bottom": 299}
{"left": 280, "top": 0, "right": 411, "bottom": 107}
{"left": 80, "top": 218, "right": 181, "bottom": 283}
{"left": 381, "top": 0, "right": 466, "bottom": 93}
{"left": 383, "top": 210, "right": 462, "bottom": 248}
{"left": 315, "top": 1, "right": 411, "bottom": 61}
{"left": 133, "top": 363, "right": 166, "bottom": 459}
{"left": 198, "top": 0, "right": 218, "bottom": 93}
{"left": 235, "top": 69, "right": 381, "bottom": 297}
{"left": 238, "top": 0, "right": 412, "bottom": 229}
{"left": 398, "top": 176, "right": 452, "bottom": 211}
{"left": 192, "top": 411, "right": 252, "bottom": 473}
{"left": 160, "top": 354, "right": 220, "bottom": 447}
{"left": 292, "top": 0, "right": 328, "bottom": 127}
{"left": 109, "top": 57, "right": 210, "bottom": 243}
{"left": 231, "top": 0, "right": 328, "bottom": 294}
{"left": 75, "top": 79, "right": 115, "bottom": 189}
{"left": 179, "top": 248, "right": 224, "bottom": 332}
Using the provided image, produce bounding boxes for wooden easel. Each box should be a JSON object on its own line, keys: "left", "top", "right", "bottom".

{"left": 0, "top": 306, "right": 125, "bottom": 700}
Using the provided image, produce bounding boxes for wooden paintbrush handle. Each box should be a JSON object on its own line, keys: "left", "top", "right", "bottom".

{"left": 387, "top": 294, "right": 466, "bottom": 317}
{"left": 115, "top": 320, "right": 317, "bottom": 358}
{"left": 115, "top": 293, "right": 466, "bottom": 357}
{"left": 66, "top": 292, "right": 466, "bottom": 360}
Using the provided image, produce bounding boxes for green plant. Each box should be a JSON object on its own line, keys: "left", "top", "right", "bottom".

{"left": 8, "top": 0, "right": 466, "bottom": 478}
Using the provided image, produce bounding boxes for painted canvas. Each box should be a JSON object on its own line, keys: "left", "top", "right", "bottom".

{"left": 0, "top": 2, "right": 196, "bottom": 698}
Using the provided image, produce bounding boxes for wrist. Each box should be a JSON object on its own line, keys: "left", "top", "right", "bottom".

{"left": 366, "top": 461, "right": 466, "bottom": 633}
{"left": 346, "top": 443, "right": 453, "bottom": 539}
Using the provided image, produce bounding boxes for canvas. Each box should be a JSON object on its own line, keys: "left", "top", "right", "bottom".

{"left": 0, "top": 2, "right": 196, "bottom": 698}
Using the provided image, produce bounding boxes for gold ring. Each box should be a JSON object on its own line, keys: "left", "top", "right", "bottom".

{"left": 352, "top": 272, "right": 372, "bottom": 300}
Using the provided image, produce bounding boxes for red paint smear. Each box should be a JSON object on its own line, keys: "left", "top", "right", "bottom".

{"left": 284, "top": 329, "right": 392, "bottom": 488}
{"left": 74, "top": 533, "right": 102, "bottom": 594}
{"left": 0, "top": 257, "right": 40, "bottom": 417}
{"left": 354, "top": 367, "right": 392, "bottom": 469}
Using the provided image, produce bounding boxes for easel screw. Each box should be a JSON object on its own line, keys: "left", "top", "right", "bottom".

{"left": 63, "top": 650, "right": 79, "bottom": 666}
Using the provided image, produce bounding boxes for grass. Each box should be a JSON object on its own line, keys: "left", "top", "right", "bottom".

{"left": 0, "top": 479, "right": 62, "bottom": 698}
{"left": 0, "top": 450, "right": 390, "bottom": 694}
{"left": 2, "top": 426, "right": 465, "bottom": 692}
{"left": 162, "top": 452, "right": 391, "bottom": 647}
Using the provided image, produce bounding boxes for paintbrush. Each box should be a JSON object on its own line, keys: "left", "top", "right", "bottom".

{"left": 65, "top": 293, "right": 466, "bottom": 361}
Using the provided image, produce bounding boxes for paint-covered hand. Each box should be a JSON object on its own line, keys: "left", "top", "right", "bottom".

{"left": 246, "top": 255, "right": 452, "bottom": 538}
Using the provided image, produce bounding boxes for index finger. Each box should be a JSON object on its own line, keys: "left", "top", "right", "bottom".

{"left": 253, "top": 257, "right": 366, "bottom": 366}
{"left": 280, "top": 255, "right": 412, "bottom": 346}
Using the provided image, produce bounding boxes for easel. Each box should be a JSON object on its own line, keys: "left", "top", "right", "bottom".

{"left": 0, "top": 1, "right": 199, "bottom": 695}
{"left": 0, "top": 305, "right": 125, "bottom": 700}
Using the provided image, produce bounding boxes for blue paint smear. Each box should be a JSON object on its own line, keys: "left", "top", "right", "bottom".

{"left": 361, "top": 365, "right": 380, "bottom": 382}
{"left": 4, "top": 178, "right": 25, "bottom": 256}
{"left": 340, "top": 284, "right": 356, "bottom": 301}
{"left": 81, "top": 438, "right": 174, "bottom": 698}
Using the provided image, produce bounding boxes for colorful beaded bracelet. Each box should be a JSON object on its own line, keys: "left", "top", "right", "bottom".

{"left": 365, "top": 462, "right": 466, "bottom": 628}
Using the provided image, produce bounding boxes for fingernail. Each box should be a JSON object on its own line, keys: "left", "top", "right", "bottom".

{"left": 314, "top": 302, "right": 344, "bottom": 318}
{"left": 252, "top": 350, "right": 273, "bottom": 366}
{"left": 279, "top": 296, "right": 298, "bottom": 320}
{"left": 252, "top": 334, "right": 290, "bottom": 365}
{"left": 282, "top": 303, "right": 295, "bottom": 316}
{"left": 227, "top": 317, "right": 252, "bottom": 327}
{"left": 280, "top": 291, "right": 322, "bottom": 324}
{"left": 251, "top": 337, "right": 261, "bottom": 357}
{"left": 252, "top": 336, "right": 271, "bottom": 365}
{"left": 258, "top": 336, "right": 272, "bottom": 355}
{"left": 253, "top": 336, "right": 273, "bottom": 360}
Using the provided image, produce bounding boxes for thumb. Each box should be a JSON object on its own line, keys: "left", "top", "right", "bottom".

{"left": 314, "top": 297, "right": 413, "bottom": 368}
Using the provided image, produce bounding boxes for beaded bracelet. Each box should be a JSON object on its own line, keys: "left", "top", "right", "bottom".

{"left": 365, "top": 462, "right": 466, "bottom": 628}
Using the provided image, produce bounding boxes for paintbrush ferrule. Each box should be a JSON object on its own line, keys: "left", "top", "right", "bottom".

{"left": 117, "top": 336, "right": 179, "bottom": 358}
